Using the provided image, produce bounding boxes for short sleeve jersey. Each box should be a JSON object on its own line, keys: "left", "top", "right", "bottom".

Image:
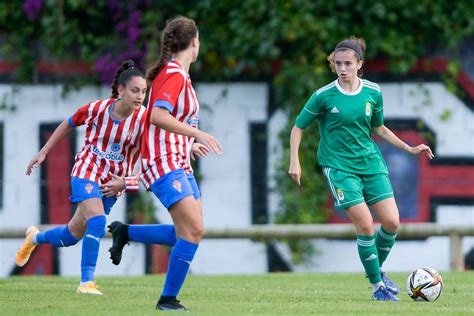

{"left": 140, "top": 60, "right": 200, "bottom": 189}
{"left": 69, "top": 99, "right": 146, "bottom": 184}
{"left": 295, "top": 78, "right": 388, "bottom": 175}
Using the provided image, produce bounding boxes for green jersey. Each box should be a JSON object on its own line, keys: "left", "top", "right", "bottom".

{"left": 295, "top": 78, "right": 388, "bottom": 175}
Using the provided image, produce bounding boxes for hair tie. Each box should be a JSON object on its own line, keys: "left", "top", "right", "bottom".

{"left": 334, "top": 40, "right": 363, "bottom": 60}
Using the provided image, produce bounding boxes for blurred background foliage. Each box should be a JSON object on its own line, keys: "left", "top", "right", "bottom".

{"left": 1, "top": 1, "right": 473, "bottom": 240}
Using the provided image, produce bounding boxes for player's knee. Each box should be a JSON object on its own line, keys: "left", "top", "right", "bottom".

{"left": 68, "top": 225, "right": 85, "bottom": 239}
{"left": 191, "top": 226, "right": 204, "bottom": 242}
{"left": 383, "top": 219, "right": 399, "bottom": 233}
{"left": 187, "top": 223, "right": 204, "bottom": 243}
{"left": 59, "top": 226, "right": 81, "bottom": 247}
{"left": 358, "top": 224, "right": 374, "bottom": 236}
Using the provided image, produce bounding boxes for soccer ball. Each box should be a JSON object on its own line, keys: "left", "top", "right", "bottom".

{"left": 406, "top": 267, "right": 443, "bottom": 301}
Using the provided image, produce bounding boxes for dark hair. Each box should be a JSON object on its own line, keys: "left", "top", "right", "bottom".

{"left": 146, "top": 16, "right": 198, "bottom": 83}
{"left": 327, "top": 36, "right": 366, "bottom": 76}
{"left": 111, "top": 60, "right": 145, "bottom": 98}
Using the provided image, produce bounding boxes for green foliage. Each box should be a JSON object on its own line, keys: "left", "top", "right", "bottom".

{"left": 0, "top": 85, "right": 19, "bottom": 112}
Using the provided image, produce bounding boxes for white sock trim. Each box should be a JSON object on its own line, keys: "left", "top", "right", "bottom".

{"left": 372, "top": 281, "right": 384, "bottom": 292}
{"left": 31, "top": 232, "right": 39, "bottom": 245}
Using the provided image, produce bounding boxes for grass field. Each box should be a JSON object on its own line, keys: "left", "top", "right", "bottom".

{"left": 1, "top": 272, "right": 473, "bottom": 315}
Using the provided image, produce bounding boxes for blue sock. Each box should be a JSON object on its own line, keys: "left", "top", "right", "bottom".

{"left": 162, "top": 238, "right": 199, "bottom": 297}
{"left": 128, "top": 224, "right": 176, "bottom": 246}
{"left": 81, "top": 215, "right": 106, "bottom": 283}
{"left": 35, "top": 226, "right": 80, "bottom": 247}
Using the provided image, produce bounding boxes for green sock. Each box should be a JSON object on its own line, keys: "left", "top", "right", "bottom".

{"left": 375, "top": 227, "right": 397, "bottom": 268}
{"left": 357, "top": 234, "right": 381, "bottom": 284}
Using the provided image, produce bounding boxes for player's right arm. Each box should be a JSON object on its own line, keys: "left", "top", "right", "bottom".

{"left": 288, "top": 92, "right": 321, "bottom": 186}
{"left": 26, "top": 119, "right": 73, "bottom": 175}
{"left": 288, "top": 126, "right": 303, "bottom": 186}
{"left": 26, "top": 103, "right": 93, "bottom": 175}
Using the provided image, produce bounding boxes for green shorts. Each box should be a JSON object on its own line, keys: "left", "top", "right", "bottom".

{"left": 322, "top": 167, "right": 394, "bottom": 209}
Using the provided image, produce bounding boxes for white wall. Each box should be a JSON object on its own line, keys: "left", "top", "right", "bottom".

{"left": 0, "top": 81, "right": 473, "bottom": 278}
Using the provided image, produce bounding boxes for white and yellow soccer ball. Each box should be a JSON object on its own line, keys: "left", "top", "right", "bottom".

{"left": 406, "top": 267, "right": 443, "bottom": 301}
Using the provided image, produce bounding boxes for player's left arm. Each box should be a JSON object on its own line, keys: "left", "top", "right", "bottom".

{"left": 100, "top": 115, "right": 145, "bottom": 197}
{"left": 372, "top": 125, "right": 434, "bottom": 159}
{"left": 371, "top": 90, "right": 434, "bottom": 159}
{"left": 100, "top": 172, "right": 141, "bottom": 198}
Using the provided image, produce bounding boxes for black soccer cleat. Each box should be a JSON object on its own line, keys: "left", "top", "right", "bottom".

{"left": 156, "top": 296, "right": 189, "bottom": 311}
{"left": 107, "top": 221, "right": 130, "bottom": 265}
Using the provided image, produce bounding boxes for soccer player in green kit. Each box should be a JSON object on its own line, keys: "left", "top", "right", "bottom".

{"left": 288, "top": 37, "right": 434, "bottom": 301}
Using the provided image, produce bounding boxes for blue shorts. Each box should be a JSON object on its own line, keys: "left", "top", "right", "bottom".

{"left": 69, "top": 177, "right": 117, "bottom": 215}
{"left": 149, "top": 169, "right": 201, "bottom": 210}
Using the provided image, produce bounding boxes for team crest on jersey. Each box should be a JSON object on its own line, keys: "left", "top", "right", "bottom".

{"left": 172, "top": 180, "right": 182, "bottom": 193}
{"left": 365, "top": 102, "right": 371, "bottom": 116}
{"left": 336, "top": 188, "right": 345, "bottom": 200}
{"left": 85, "top": 183, "right": 93, "bottom": 194}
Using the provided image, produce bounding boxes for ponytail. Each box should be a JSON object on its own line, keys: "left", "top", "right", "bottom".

{"left": 146, "top": 16, "right": 197, "bottom": 83}
{"left": 146, "top": 31, "right": 173, "bottom": 83}
{"left": 111, "top": 60, "right": 145, "bottom": 98}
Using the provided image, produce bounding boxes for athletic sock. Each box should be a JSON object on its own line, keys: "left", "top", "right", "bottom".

{"left": 372, "top": 281, "right": 385, "bottom": 292}
{"left": 161, "top": 238, "right": 198, "bottom": 297}
{"left": 129, "top": 224, "right": 177, "bottom": 246}
{"left": 34, "top": 225, "right": 80, "bottom": 247}
{"left": 81, "top": 215, "right": 106, "bottom": 283}
{"left": 375, "top": 227, "right": 397, "bottom": 267}
{"left": 357, "top": 234, "right": 382, "bottom": 284}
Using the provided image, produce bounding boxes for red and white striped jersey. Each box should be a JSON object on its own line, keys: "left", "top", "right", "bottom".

{"left": 69, "top": 98, "right": 146, "bottom": 184}
{"left": 141, "top": 60, "right": 199, "bottom": 189}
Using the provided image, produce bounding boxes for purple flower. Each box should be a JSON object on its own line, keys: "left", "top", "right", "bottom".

{"left": 95, "top": 1, "right": 151, "bottom": 84}
{"left": 96, "top": 54, "right": 119, "bottom": 84}
{"left": 116, "top": 21, "right": 127, "bottom": 32}
{"left": 107, "top": 0, "right": 119, "bottom": 9}
{"left": 127, "top": 11, "right": 141, "bottom": 44}
{"left": 23, "top": 0, "right": 42, "bottom": 21}
{"left": 128, "top": 25, "right": 141, "bottom": 44}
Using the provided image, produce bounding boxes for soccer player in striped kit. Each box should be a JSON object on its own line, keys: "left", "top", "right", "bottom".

{"left": 288, "top": 37, "right": 434, "bottom": 301}
{"left": 16, "top": 60, "right": 147, "bottom": 295}
{"left": 107, "top": 16, "right": 222, "bottom": 311}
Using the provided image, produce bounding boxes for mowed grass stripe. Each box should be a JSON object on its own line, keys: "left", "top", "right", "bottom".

{"left": 1, "top": 272, "right": 473, "bottom": 315}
